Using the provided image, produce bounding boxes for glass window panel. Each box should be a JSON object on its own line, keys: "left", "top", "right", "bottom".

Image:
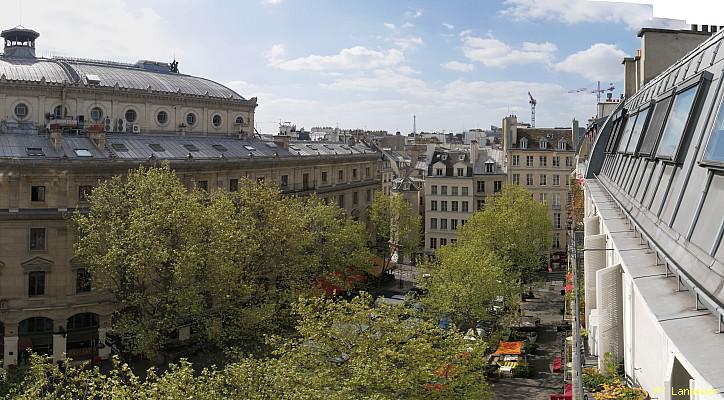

{"left": 656, "top": 85, "right": 698, "bottom": 159}
{"left": 605, "top": 118, "right": 622, "bottom": 153}
{"left": 625, "top": 108, "right": 650, "bottom": 154}
{"left": 639, "top": 96, "right": 673, "bottom": 156}
{"left": 616, "top": 115, "right": 637, "bottom": 153}
{"left": 703, "top": 96, "right": 724, "bottom": 164}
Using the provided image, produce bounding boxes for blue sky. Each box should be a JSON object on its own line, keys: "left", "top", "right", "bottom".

{"left": 2, "top": 0, "right": 707, "bottom": 133}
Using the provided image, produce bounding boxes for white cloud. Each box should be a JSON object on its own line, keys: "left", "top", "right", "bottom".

{"left": 442, "top": 23, "right": 455, "bottom": 30}
{"left": 262, "top": 0, "right": 283, "bottom": 4}
{"left": 500, "top": 0, "right": 687, "bottom": 30}
{"left": 554, "top": 43, "right": 629, "bottom": 81}
{"left": 441, "top": 61, "right": 475, "bottom": 72}
{"left": 322, "top": 69, "right": 434, "bottom": 96}
{"left": 267, "top": 46, "right": 405, "bottom": 71}
{"left": 461, "top": 34, "right": 557, "bottom": 67}
{"left": 404, "top": 9, "right": 423, "bottom": 19}
{"left": 401, "top": 22, "right": 415, "bottom": 29}
{"left": 394, "top": 36, "right": 424, "bottom": 50}
{"left": 384, "top": 22, "right": 396, "bottom": 30}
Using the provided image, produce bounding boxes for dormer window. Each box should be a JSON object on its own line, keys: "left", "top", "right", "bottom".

{"left": 558, "top": 139, "right": 566, "bottom": 150}
{"left": 520, "top": 138, "right": 528, "bottom": 149}
{"left": 539, "top": 140, "right": 548, "bottom": 150}
{"left": 459, "top": 154, "right": 465, "bottom": 161}
{"left": 485, "top": 162, "right": 494, "bottom": 173}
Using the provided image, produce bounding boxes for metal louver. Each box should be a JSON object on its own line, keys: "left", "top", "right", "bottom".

{"left": 596, "top": 263, "right": 623, "bottom": 369}
{"left": 585, "top": 233, "right": 607, "bottom": 326}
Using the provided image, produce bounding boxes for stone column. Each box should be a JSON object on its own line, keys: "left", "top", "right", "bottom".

{"left": 52, "top": 319, "right": 66, "bottom": 363}
{"left": 3, "top": 336, "right": 18, "bottom": 369}
{"left": 97, "top": 328, "right": 111, "bottom": 359}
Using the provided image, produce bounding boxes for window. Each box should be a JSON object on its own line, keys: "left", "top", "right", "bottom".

{"left": 639, "top": 96, "right": 674, "bottom": 156}
{"left": 76, "top": 268, "right": 91, "bottom": 293}
{"left": 656, "top": 84, "right": 700, "bottom": 159}
{"left": 477, "top": 199, "right": 485, "bottom": 210}
{"left": 90, "top": 107, "right": 103, "bottom": 122}
{"left": 703, "top": 94, "right": 724, "bottom": 165}
{"left": 322, "top": 171, "right": 328, "bottom": 184}
{"left": 540, "top": 175, "right": 547, "bottom": 186}
{"left": 26, "top": 147, "right": 44, "bottom": 157}
{"left": 616, "top": 115, "right": 637, "bottom": 153}
{"left": 539, "top": 193, "right": 547, "bottom": 203}
{"left": 512, "top": 155, "right": 520, "bottom": 166}
{"left": 441, "top": 186, "right": 448, "bottom": 195}
{"left": 229, "top": 179, "right": 239, "bottom": 192}
{"left": 431, "top": 200, "right": 437, "bottom": 211}
{"left": 303, "top": 173, "right": 310, "bottom": 189}
{"left": 461, "top": 187, "right": 469, "bottom": 196}
{"left": 31, "top": 186, "right": 46, "bottom": 202}
{"left": 552, "top": 156, "right": 560, "bottom": 167}
{"left": 353, "top": 191, "right": 359, "bottom": 205}
{"left": 452, "top": 186, "right": 458, "bottom": 196}
{"left": 338, "top": 170, "right": 344, "bottom": 181}
{"left": 235, "top": 116, "right": 244, "bottom": 124}
{"left": 30, "top": 228, "right": 46, "bottom": 251}
{"left": 552, "top": 193, "right": 561, "bottom": 209}
{"left": 14, "top": 103, "right": 28, "bottom": 119}
{"left": 554, "top": 213, "right": 562, "bottom": 229}
{"left": 452, "top": 201, "right": 459, "bottom": 212}
{"left": 558, "top": 140, "right": 566, "bottom": 150}
{"left": 565, "top": 157, "right": 572, "bottom": 167}
{"left": 157, "top": 110, "right": 168, "bottom": 124}
{"left": 352, "top": 169, "right": 357, "bottom": 179}
{"left": 212, "top": 114, "right": 223, "bottom": 128}
{"left": 186, "top": 113, "right": 197, "bottom": 126}
{"left": 441, "top": 201, "right": 448, "bottom": 212}
{"left": 451, "top": 219, "right": 458, "bottom": 230}
{"left": 124, "top": 109, "right": 137, "bottom": 123}
{"left": 526, "top": 156, "right": 534, "bottom": 167}
{"left": 431, "top": 185, "right": 438, "bottom": 195}
{"left": 625, "top": 108, "right": 651, "bottom": 154}
{"left": 553, "top": 175, "right": 560, "bottom": 186}
{"left": 281, "top": 175, "right": 289, "bottom": 187}
{"left": 366, "top": 189, "right": 372, "bottom": 202}
{"left": 430, "top": 218, "right": 438, "bottom": 230}
{"left": 28, "top": 271, "right": 45, "bottom": 297}
{"left": 440, "top": 238, "right": 447, "bottom": 246}
{"left": 111, "top": 143, "right": 129, "bottom": 152}
{"left": 485, "top": 163, "right": 494, "bottom": 173}
{"left": 430, "top": 238, "right": 437, "bottom": 249}
{"left": 52, "top": 105, "right": 66, "bottom": 118}
{"left": 337, "top": 195, "right": 345, "bottom": 209}
{"left": 74, "top": 148, "right": 93, "bottom": 157}
{"left": 520, "top": 138, "right": 528, "bottom": 149}
{"left": 183, "top": 144, "right": 199, "bottom": 152}
{"left": 149, "top": 143, "right": 165, "bottom": 152}
{"left": 440, "top": 219, "right": 448, "bottom": 230}
{"left": 554, "top": 233, "right": 561, "bottom": 249}
{"left": 365, "top": 167, "right": 370, "bottom": 178}
{"left": 539, "top": 156, "right": 547, "bottom": 167}
{"left": 457, "top": 168, "right": 465, "bottom": 176}
{"left": 462, "top": 201, "right": 469, "bottom": 212}
{"left": 512, "top": 174, "right": 520, "bottom": 185}
{"left": 78, "top": 185, "right": 93, "bottom": 202}
{"left": 197, "top": 180, "right": 208, "bottom": 191}
{"left": 540, "top": 140, "right": 548, "bottom": 150}
{"left": 494, "top": 181, "right": 502, "bottom": 193}
{"left": 526, "top": 174, "right": 533, "bottom": 186}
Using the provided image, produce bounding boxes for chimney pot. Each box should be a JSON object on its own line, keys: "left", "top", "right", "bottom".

{"left": 692, "top": 24, "right": 698, "bottom": 31}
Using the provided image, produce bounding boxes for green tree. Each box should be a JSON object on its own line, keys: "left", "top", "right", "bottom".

{"left": 72, "top": 164, "right": 373, "bottom": 356}
{"left": 458, "top": 185, "right": 551, "bottom": 291}
{"left": 365, "top": 192, "right": 422, "bottom": 270}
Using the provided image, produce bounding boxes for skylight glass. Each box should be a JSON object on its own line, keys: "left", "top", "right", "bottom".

{"left": 702, "top": 96, "right": 724, "bottom": 165}
{"left": 656, "top": 85, "right": 698, "bottom": 159}
{"left": 625, "top": 108, "right": 650, "bottom": 154}
{"left": 74, "top": 148, "right": 93, "bottom": 157}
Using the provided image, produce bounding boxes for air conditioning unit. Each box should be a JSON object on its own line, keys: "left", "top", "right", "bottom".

{"left": 132, "top": 124, "right": 141, "bottom": 134}
{"left": 117, "top": 118, "right": 127, "bottom": 133}
{"left": 103, "top": 117, "right": 113, "bottom": 133}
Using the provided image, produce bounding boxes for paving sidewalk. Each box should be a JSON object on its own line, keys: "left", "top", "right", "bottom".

{"left": 493, "top": 273, "right": 566, "bottom": 400}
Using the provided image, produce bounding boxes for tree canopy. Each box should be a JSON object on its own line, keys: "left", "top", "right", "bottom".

{"left": 72, "top": 164, "right": 372, "bottom": 356}
{"left": 364, "top": 192, "right": 422, "bottom": 268}
{"left": 2, "top": 293, "right": 492, "bottom": 400}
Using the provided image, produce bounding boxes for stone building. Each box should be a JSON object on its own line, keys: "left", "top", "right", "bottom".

{"left": 502, "top": 115, "right": 577, "bottom": 258}
{"left": 0, "top": 26, "right": 381, "bottom": 368}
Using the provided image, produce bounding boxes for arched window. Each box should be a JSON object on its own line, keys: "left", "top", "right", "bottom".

{"left": 235, "top": 115, "right": 244, "bottom": 125}
{"left": 90, "top": 107, "right": 103, "bottom": 122}
{"left": 53, "top": 105, "right": 67, "bottom": 119}
{"left": 124, "top": 109, "right": 137, "bottom": 123}
{"left": 212, "top": 114, "right": 222, "bottom": 128}
{"left": 14, "top": 103, "right": 29, "bottom": 119}
{"left": 520, "top": 137, "right": 528, "bottom": 149}
{"left": 539, "top": 139, "right": 547, "bottom": 149}
{"left": 186, "top": 112, "right": 197, "bottom": 126}
{"left": 558, "top": 139, "right": 566, "bottom": 150}
{"left": 157, "top": 110, "right": 168, "bottom": 125}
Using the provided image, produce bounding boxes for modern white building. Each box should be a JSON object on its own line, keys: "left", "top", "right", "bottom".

{"left": 580, "top": 25, "right": 724, "bottom": 399}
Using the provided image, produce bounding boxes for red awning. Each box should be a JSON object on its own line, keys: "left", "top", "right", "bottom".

{"left": 492, "top": 341, "right": 524, "bottom": 355}
{"left": 552, "top": 356, "right": 562, "bottom": 373}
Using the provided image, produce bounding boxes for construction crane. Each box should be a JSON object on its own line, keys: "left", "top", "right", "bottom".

{"left": 528, "top": 91, "right": 537, "bottom": 128}
{"left": 568, "top": 81, "right": 615, "bottom": 103}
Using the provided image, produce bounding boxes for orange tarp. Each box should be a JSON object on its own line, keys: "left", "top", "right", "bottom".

{"left": 492, "top": 341, "right": 524, "bottom": 355}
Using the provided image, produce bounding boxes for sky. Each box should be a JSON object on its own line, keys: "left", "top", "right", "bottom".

{"left": 1, "top": 0, "right": 721, "bottom": 134}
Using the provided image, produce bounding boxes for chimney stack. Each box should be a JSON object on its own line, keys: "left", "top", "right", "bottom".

{"left": 273, "top": 135, "right": 290, "bottom": 149}
{"left": 89, "top": 131, "right": 107, "bottom": 149}
{"left": 50, "top": 130, "right": 62, "bottom": 151}
{"left": 470, "top": 139, "right": 479, "bottom": 165}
